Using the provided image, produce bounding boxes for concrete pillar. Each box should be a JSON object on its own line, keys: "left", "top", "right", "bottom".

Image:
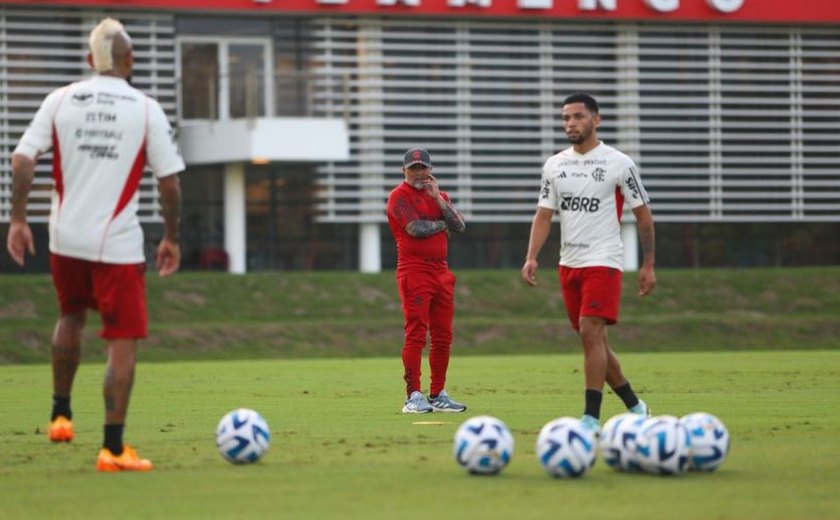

{"left": 621, "top": 221, "right": 639, "bottom": 272}
{"left": 359, "top": 222, "right": 381, "bottom": 273}
{"left": 617, "top": 24, "right": 641, "bottom": 274}
{"left": 356, "top": 22, "right": 385, "bottom": 273}
{"left": 224, "top": 162, "right": 247, "bottom": 274}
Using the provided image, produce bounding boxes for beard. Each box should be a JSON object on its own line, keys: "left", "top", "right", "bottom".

{"left": 566, "top": 125, "right": 593, "bottom": 144}
{"left": 566, "top": 129, "right": 590, "bottom": 144}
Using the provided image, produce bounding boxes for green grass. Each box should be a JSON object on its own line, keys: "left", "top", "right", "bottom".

{"left": 2, "top": 351, "right": 839, "bottom": 519}
{"left": 1, "top": 267, "right": 839, "bottom": 363}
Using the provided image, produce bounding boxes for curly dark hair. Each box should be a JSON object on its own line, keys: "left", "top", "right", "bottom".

{"left": 562, "top": 92, "right": 599, "bottom": 114}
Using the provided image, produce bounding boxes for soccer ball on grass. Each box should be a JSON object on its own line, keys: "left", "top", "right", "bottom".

{"left": 453, "top": 415, "right": 514, "bottom": 475}
{"left": 680, "top": 412, "right": 730, "bottom": 472}
{"left": 215, "top": 408, "right": 271, "bottom": 464}
{"left": 600, "top": 412, "right": 646, "bottom": 472}
{"left": 535, "top": 417, "right": 598, "bottom": 478}
{"left": 633, "top": 415, "right": 691, "bottom": 476}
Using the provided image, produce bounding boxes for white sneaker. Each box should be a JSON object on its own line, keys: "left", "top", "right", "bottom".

{"left": 402, "top": 391, "right": 432, "bottom": 414}
{"left": 629, "top": 399, "right": 651, "bottom": 417}
{"left": 428, "top": 390, "right": 467, "bottom": 413}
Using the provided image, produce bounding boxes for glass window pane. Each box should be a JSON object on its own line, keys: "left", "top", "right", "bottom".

{"left": 245, "top": 165, "right": 317, "bottom": 270}
{"left": 229, "top": 44, "right": 266, "bottom": 118}
{"left": 181, "top": 43, "right": 219, "bottom": 119}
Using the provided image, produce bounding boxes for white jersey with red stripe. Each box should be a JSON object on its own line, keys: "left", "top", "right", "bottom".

{"left": 14, "top": 75, "right": 184, "bottom": 264}
{"left": 537, "top": 141, "right": 649, "bottom": 270}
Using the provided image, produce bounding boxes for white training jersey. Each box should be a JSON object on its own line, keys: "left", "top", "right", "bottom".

{"left": 14, "top": 75, "right": 185, "bottom": 264}
{"left": 537, "top": 141, "right": 650, "bottom": 270}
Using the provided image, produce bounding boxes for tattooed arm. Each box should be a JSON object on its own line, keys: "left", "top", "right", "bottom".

{"left": 5, "top": 153, "right": 37, "bottom": 266}
{"left": 390, "top": 190, "right": 449, "bottom": 238}
{"left": 423, "top": 174, "right": 466, "bottom": 235}
{"left": 632, "top": 204, "right": 657, "bottom": 296}
{"left": 406, "top": 219, "right": 449, "bottom": 238}
{"left": 436, "top": 198, "right": 466, "bottom": 235}
{"left": 155, "top": 174, "right": 182, "bottom": 276}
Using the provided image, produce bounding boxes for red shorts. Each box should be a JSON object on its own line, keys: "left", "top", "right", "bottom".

{"left": 50, "top": 254, "right": 148, "bottom": 339}
{"left": 558, "top": 266, "right": 622, "bottom": 332}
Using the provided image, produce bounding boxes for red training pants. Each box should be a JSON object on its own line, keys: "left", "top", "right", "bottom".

{"left": 397, "top": 270, "right": 456, "bottom": 397}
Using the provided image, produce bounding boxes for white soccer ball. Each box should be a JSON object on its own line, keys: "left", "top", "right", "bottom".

{"left": 535, "top": 417, "right": 597, "bottom": 478}
{"left": 600, "top": 413, "right": 647, "bottom": 472}
{"left": 633, "top": 415, "right": 691, "bottom": 476}
{"left": 216, "top": 408, "right": 271, "bottom": 464}
{"left": 680, "top": 412, "right": 730, "bottom": 472}
{"left": 453, "top": 415, "right": 514, "bottom": 475}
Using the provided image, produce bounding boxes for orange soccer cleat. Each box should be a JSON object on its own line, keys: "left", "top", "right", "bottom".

{"left": 48, "top": 416, "right": 75, "bottom": 443}
{"left": 96, "top": 445, "right": 154, "bottom": 472}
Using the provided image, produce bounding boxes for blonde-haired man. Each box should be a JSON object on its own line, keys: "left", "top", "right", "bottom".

{"left": 88, "top": 17, "right": 128, "bottom": 72}
{"left": 6, "top": 18, "right": 184, "bottom": 471}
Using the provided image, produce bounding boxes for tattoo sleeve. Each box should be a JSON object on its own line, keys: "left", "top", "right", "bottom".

{"left": 440, "top": 201, "right": 466, "bottom": 234}
{"left": 10, "top": 154, "right": 35, "bottom": 222}
{"left": 636, "top": 209, "right": 656, "bottom": 264}
{"left": 158, "top": 175, "right": 182, "bottom": 242}
{"left": 406, "top": 220, "right": 447, "bottom": 237}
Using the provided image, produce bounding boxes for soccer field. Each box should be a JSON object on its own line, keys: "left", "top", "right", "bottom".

{"left": 1, "top": 351, "right": 839, "bottom": 519}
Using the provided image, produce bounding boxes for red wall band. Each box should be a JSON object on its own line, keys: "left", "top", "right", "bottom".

{"left": 5, "top": 0, "right": 839, "bottom": 23}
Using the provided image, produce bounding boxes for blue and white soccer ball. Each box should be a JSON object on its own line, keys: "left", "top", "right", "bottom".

{"left": 680, "top": 412, "right": 730, "bottom": 472}
{"left": 600, "top": 413, "right": 647, "bottom": 472}
{"left": 535, "top": 417, "right": 598, "bottom": 478}
{"left": 453, "top": 415, "right": 514, "bottom": 475}
{"left": 215, "top": 408, "right": 271, "bottom": 464}
{"left": 633, "top": 415, "right": 691, "bottom": 476}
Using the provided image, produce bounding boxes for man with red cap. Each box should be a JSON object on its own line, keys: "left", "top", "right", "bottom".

{"left": 386, "top": 148, "right": 467, "bottom": 414}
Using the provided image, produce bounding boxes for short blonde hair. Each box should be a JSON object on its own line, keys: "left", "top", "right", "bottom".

{"left": 88, "top": 18, "right": 129, "bottom": 72}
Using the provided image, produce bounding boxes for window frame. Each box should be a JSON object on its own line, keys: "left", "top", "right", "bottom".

{"left": 176, "top": 35, "right": 275, "bottom": 121}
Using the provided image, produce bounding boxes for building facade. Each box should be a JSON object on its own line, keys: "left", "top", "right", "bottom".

{"left": 1, "top": 0, "right": 839, "bottom": 273}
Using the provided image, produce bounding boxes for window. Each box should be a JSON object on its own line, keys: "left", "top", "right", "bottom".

{"left": 177, "top": 37, "right": 273, "bottom": 120}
